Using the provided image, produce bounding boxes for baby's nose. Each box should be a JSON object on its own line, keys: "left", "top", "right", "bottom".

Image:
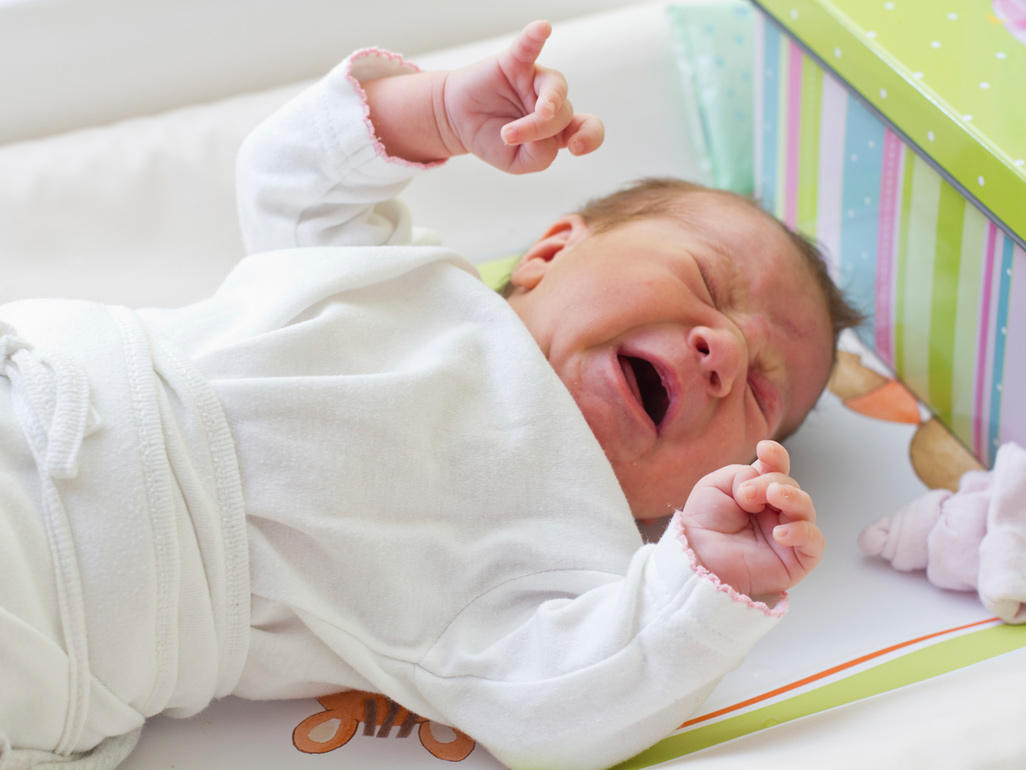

{"left": 688, "top": 326, "right": 745, "bottom": 398}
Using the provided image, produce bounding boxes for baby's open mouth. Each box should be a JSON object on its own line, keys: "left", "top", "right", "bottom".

{"left": 618, "top": 355, "right": 670, "bottom": 429}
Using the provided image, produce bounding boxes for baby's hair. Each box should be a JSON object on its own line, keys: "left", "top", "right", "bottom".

{"left": 572, "top": 177, "right": 865, "bottom": 352}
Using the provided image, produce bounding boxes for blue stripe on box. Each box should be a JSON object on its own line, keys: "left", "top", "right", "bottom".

{"left": 988, "top": 234, "right": 1014, "bottom": 460}
{"left": 838, "top": 94, "right": 884, "bottom": 345}
{"left": 759, "top": 19, "right": 781, "bottom": 216}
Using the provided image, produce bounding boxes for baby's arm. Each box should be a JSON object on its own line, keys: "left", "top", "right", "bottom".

{"left": 235, "top": 21, "right": 601, "bottom": 254}
{"left": 413, "top": 514, "right": 786, "bottom": 770}
{"left": 679, "top": 440, "right": 825, "bottom": 601}
{"left": 412, "top": 443, "right": 818, "bottom": 768}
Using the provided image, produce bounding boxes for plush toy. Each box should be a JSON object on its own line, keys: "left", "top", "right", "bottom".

{"left": 858, "top": 443, "right": 1026, "bottom": 623}
{"left": 829, "top": 347, "right": 1025, "bottom": 624}
{"left": 826, "top": 349, "right": 984, "bottom": 491}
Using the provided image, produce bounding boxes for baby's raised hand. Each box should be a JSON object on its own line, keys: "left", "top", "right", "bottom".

{"left": 440, "top": 20, "right": 604, "bottom": 174}
{"left": 678, "top": 441, "right": 824, "bottom": 601}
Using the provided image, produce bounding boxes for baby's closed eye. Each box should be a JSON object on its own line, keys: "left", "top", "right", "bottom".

{"left": 746, "top": 366, "right": 781, "bottom": 432}
{"left": 695, "top": 259, "right": 719, "bottom": 306}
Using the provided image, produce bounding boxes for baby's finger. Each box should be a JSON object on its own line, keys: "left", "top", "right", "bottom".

{"left": 752, "top": 439, "right": 789, "bottom": 476}
{"left": 773, "top": 519, "right": 825, "bottom": 563}
{"left": 507, "top": 20, "right": 552, "bottom": 67}
{"left": 703, "top": 464, "right": 757, "bottom": 500}
{"left": 533, "top": 67, "right": 568, "bottom": 120}
{"left": 733, "top": 472, "right": 798, "bottom": 513}
{"left": 766, "top": 482, "right": 816, "bottom": 523}
{"left": 502, "top": 97, "right": 573, "bottom": 146}
{"left": 562, "top": 113, "right": 604, "bottom": 155}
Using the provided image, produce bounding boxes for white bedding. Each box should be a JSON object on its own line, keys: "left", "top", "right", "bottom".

{"left": 2, "top": 2, "right": 1024, "bottom": 768}
{"left": 0, "top": 2, "right": 697, "bottom": 308}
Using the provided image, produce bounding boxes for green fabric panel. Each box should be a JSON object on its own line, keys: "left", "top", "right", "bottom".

{"left": 476, "top": 254, "right": 520, "bottom": 292}
{"left": 667, "top": 1, "right": 756, "bottom": 195}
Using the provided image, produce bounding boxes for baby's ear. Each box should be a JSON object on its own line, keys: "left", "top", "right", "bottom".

{"left": 509, "top": 214, "right": 588, "bottom": 291}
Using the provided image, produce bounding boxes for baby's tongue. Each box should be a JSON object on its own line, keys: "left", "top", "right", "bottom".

{"left": 618, "top": 355, "right": 643, "bottom": 407}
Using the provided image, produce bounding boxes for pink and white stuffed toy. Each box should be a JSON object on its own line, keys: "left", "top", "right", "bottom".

{"left": 859, "top": 442, "right": 1026, "bottom": 624}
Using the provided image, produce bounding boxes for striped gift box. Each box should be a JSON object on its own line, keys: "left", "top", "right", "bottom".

{"left": 752, "top": 3, "right": 1026, "bottom": 467}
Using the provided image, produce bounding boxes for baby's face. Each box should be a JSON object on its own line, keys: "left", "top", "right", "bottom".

{"left": 507, "top": 193, "right": 834, "bottom": 520}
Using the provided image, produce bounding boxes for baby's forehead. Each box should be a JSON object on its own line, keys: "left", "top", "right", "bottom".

{"left": 664, "top": 192, "right": 804, "bottom": 272}
{"left": 674, "top": 194, "right": 832, "bottom": 331}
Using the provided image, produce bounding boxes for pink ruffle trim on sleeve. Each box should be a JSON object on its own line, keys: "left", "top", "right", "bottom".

{"left": 672, "top": 514, "right": 788, "bottom": 619}
{"left": 345, "top": 47, "right": 447, "bottom": 170}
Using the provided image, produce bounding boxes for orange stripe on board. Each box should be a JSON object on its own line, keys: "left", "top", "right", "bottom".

{"left": 678, "top": 616, "right": 999, "bottom": 729}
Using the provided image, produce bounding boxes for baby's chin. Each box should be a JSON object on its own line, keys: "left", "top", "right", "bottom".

{"left": 612, "top": 443, "right": 759, "bottom": 522}
{"left": 614, "top": 466, "right": 703, "bottom": 522}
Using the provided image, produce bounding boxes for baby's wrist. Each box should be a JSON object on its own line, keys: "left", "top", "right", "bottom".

{"left": 362, "top": 69, "right": 457, "bottom": 165}
{"left": 672, "top": 525, "right": 788, "bottom": 617}
{"left": 432, "top": 71, "right": 469, "bottom": 159}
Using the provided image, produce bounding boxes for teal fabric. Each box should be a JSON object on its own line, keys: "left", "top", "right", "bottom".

{"left": 667, "top": 1, "right": 756, "bottom": 195}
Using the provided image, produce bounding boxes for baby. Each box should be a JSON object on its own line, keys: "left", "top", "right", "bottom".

{"left": 0, "top": 21, "right": 860, "bottom": 770}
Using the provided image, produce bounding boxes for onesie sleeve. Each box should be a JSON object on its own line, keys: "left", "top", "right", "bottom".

{"left": 413, "top": 511, "right": 786, "bottom": 770}
{"left": 235, "top": 49, "right": 441, "bottom": 254}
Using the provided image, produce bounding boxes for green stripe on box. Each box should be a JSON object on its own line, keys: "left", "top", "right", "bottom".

{"left": 613, "top": 623, "right": 1026, "bottom": 770}
{"left": 893, "top": 145, "right": 916, "bottom": 378}
{"left": 797, "top": 59, "right": 822, "bottom": 236}
{"left": 928, "top": 182, "right": 964, "bottom": 424}
{"left": 899, "top": 153, "right": 940, "bottom": 397}
{"left": 950, "top": 205, "right": 986, "bottom": 446}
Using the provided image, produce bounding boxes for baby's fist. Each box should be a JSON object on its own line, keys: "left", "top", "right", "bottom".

{"left": 679, "top": 441, "right": 824, "bottom": 600}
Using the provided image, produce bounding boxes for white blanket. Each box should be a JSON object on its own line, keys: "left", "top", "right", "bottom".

{"left": 0, "top": 302, "right": 249, "bottom": 766}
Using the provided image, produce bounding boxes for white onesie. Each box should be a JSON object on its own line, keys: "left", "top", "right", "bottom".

{"left": 0, "top": 49, "right": 785, "bottom": 770}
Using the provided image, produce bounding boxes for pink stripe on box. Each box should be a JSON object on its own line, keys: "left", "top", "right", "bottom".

{"left": 784, "top": 42, "right": 803, "bottom": 230}
{"left": 874, "top": 129, "right": 902, "bottom": 367}
{"left": 973, "top": 223, "right": 999, "bottom": 457}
